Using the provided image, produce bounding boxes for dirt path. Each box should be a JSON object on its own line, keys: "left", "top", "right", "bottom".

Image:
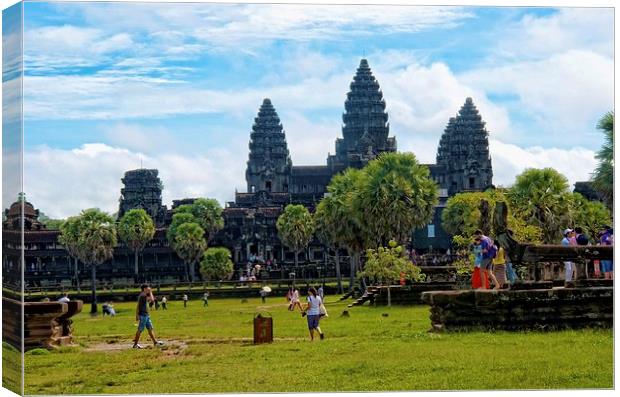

{"left": 83, "top": 336, "right": 311, "bottom": 353}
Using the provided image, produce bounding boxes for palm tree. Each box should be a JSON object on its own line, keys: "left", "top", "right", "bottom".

{"left": 118, "top": 209, "right": 155, "bottom": 283}
{"left": 354, "top": 152, "right": 439, "bottom": 248}
{"left": 507, "top": 168, "right": 572, "bottom": 244}
{"left": 176, "top": 198, "right": 224, "bottom": 242}
{"left": 58, "top": 216, "right": 83, "bottom": 289}
{"left": 314, "top": 201, "right": 344, "bottom": 294}
{"left": 172, "top": 222, "right": 207, "bottom": 282}
{"left": 319, "top": 168, "right": 367, "bottom": 292}
{"left": 276, "top": 204, "right": 315, "bottom": 268}
{"left": 75, "top": 209, "right": 117, "bottom": 314}
{"left": 592, "top": 111, "right": 613, "bottom": 207}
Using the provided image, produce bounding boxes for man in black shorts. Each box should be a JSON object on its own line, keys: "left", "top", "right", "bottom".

{"left": 133, "top": 284, "right": 164, "bottom": 349}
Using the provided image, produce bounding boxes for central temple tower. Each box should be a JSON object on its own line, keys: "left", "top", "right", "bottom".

{"left": 245, "top": 98, "right": 293, "bottom": 193}
{"left": 328, "top": 58, "right": 396, "bottom": 171}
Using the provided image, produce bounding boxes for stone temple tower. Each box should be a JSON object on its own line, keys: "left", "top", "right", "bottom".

{"left": 245, "top": 98, "right": 293, "bottom": 193}
{"left": 436, "top": 97, "right": 493, "bottom": 196}
{"left": 328, "top": 59, "right": 396, "bottom": 171}
{"left": 118, "top": 169, "right": 167, "bottom": 226}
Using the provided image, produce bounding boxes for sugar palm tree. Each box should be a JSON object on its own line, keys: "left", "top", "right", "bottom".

{"left": 118, "top": 209, "right": 155, "bottom": 283}
{"left": 75, "top": 209, "right": 117, "bottom": 314}
{"left": 319, "top": 168, "right": 367, "bottom": 291}
{"left": 59, "top": 216, "right": 83, "bottom": 288}
{"left": 172, "top": 222, "right": 207, "bottom": 282}
{"left": 507, "top": 168, "right": 572, "bottom": 244}
{"left": 276, "top": 204, "right": 315, "bottom": 268}
{"left": 592, "top": 111, "right": 613, "bottom": 207}
{"left": 354, "top": 152, "right": 439, "bottom": 248}
{"left": 314, "top": 201, "right": 344, "bottom": 293}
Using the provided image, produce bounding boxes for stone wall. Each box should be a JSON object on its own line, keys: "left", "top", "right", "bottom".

{"left": 372, "top": 283, "right": 457, "bottom": 305}
{"left": 421, "top": 280, "right": 613, "bottom": 332}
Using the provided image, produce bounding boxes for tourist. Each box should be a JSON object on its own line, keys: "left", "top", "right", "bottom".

{"left": 492, "top": 242, "right": 507, "bottom": 289}
{"left": 318, "top": 285, "right": 324, "bottom": 300}
{"left": 132, "top": 284, "right": 164, "bottom": 349}
{"left": 259, "top": 288, "right": 268, "bottom": 303}
{"left": 154, "top": 297, "right": 160, "bottom": 310}
{"left": 286, "top": 287, "right": 293, "bottom": 310}
{"left": 574, "top": 227, "right": 590, "bottom": 277}
{"left": 302, "top": 287, "right": 324, "bottom": 341}
{"left": 599, "top": 226, "right": 614, "bottom": 280}
{"left": 182, "top": 294, "right": 188, "bottom": 308}
{"left": 562, "top": 228, "right": 576, "bottom": 285}
{"left": 58, "top": 293, "right": 70, "bottom": 303}
{"left": 161, "top": 296, "right": 168, "bottom": 310}
{"left": 203, "top": 291, "right": 209, "bottom": 307}
{"left": 290, "top": 287, "right": 303, "bottom": 312}
{"left": 103, "top": 301, "right": 116, "bottom": 316}
{"left": 471, "top": 237, "right": 485, "bottom": 288}
{"left": 474, "top": 230, "right": 499, "bottom": 290}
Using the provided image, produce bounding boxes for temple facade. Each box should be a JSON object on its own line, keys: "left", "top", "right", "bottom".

{"left": 7, "top": 58, "right": 496, "bottom": 287}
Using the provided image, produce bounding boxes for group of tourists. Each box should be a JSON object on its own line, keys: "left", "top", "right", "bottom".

{"left": 471, "top": 230, "right": 516, "bottom": 290}
{"left": 286, "top": 285, "right": 328, "bottom": 341}
{"left": 562, "top": 225, "right": 613, "bottom": 281}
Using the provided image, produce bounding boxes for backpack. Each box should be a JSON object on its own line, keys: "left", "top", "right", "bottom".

{"left": 577, "top": 234, "right": 589, "bottom": 246}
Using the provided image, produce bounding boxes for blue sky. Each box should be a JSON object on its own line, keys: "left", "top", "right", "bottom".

{"left": 4, "top": 1, "right": 614, "bottom": 218}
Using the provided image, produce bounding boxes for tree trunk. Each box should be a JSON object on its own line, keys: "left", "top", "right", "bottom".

{"left": 387, "top": 285, "right": 392, "bottom": 307}
{"left": 90, "top": 265, "right": 98, "bottom": 315}
{"left": 134, "top": 251, "right": 139, "bottom": 283}
{"left": 74, "top": 257, "right": 80, "bottom": 291}
{"left": 334, "top": 249, "right": 343, "bottom": 294}
{"left": 358, "top": 257, "right": 367, "bottom": 291}
{"left": 294, "top": 250, "right": 299, "bottom": 268}
{"left": 189, "top": 260, "right": 195, "bottom": 282}
{"left": 349, "top": 251, "right": 357, "bottom": 292}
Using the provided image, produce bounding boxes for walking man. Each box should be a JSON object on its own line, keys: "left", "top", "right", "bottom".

{"left": 133, "top": 284, "right": 164, "bottom": 349}
{"left": 183, "top": 294, "right": 188, "bottom": 308}
{"left": 203, "top": 291, "right": 209, "bottom": 307}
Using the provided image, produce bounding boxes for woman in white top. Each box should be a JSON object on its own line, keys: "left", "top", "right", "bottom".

{"left": 303, "top": 287, "right": 324, "bottom": 341}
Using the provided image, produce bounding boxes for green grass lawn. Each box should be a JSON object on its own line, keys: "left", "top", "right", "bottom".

{"left": 19, "top": 295, "right": 613, "bottom": 394}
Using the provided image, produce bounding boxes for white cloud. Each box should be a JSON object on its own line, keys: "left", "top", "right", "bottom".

{"left": 494, "top": 8, "right": 613, "bottom": 61}
{"left": 23, "top": 143, "right": 246, "bottom": 219}
{"left": 461, "top": 49, "right": 613, "bottom": 147}
{"left": 489, "top": 139, "right": 597, "bottom": 189}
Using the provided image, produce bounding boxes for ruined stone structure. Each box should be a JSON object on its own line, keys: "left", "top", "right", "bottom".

{"left": 118, "top": 169, "right": 167, "bottom": 226}
{"left": 9, "top": 58, "right": 495, "bottom": 287}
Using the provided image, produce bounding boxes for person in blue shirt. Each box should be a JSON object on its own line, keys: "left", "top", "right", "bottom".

{"left": 599, "top": 226, "right": 613, "bottom": 280}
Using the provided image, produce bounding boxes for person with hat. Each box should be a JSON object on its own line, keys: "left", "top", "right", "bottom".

{"left": 561, "top": 228, "right": 576, "bottom": 285}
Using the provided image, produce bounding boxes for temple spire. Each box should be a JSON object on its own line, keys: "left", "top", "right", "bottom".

{"left": 436, "top": 97, "right": 493, "bottom": 195}
{"left": 246, "top": 99, "right": 292, "bottom": 193}
{"left": 329, "top": 59, "right": 396, "bottom": 170}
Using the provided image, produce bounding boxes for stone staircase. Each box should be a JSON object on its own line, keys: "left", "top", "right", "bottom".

{"left": 347, "top": 287, "right": 380, "bottom": 307}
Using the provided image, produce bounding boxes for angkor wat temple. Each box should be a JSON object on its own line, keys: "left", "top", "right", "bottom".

{"left": 3, "top": 59, "right": 495, "bottom": 287}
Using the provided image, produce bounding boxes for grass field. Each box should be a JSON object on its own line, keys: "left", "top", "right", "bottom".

{"left": 18, "top": 295, "right": 613, "bottom": 394}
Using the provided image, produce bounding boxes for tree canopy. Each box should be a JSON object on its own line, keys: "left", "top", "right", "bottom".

{"left": 200, "top": 247, "right": 234, "bottom": 281}
{"left": 276, "top": 204, "right": 315, "bottom": 267}
{"left": 591, "top": 111, "right": 613, "bottom": 206}
{"left": 354, "top": 152, "right": 438, "bottom": 247}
